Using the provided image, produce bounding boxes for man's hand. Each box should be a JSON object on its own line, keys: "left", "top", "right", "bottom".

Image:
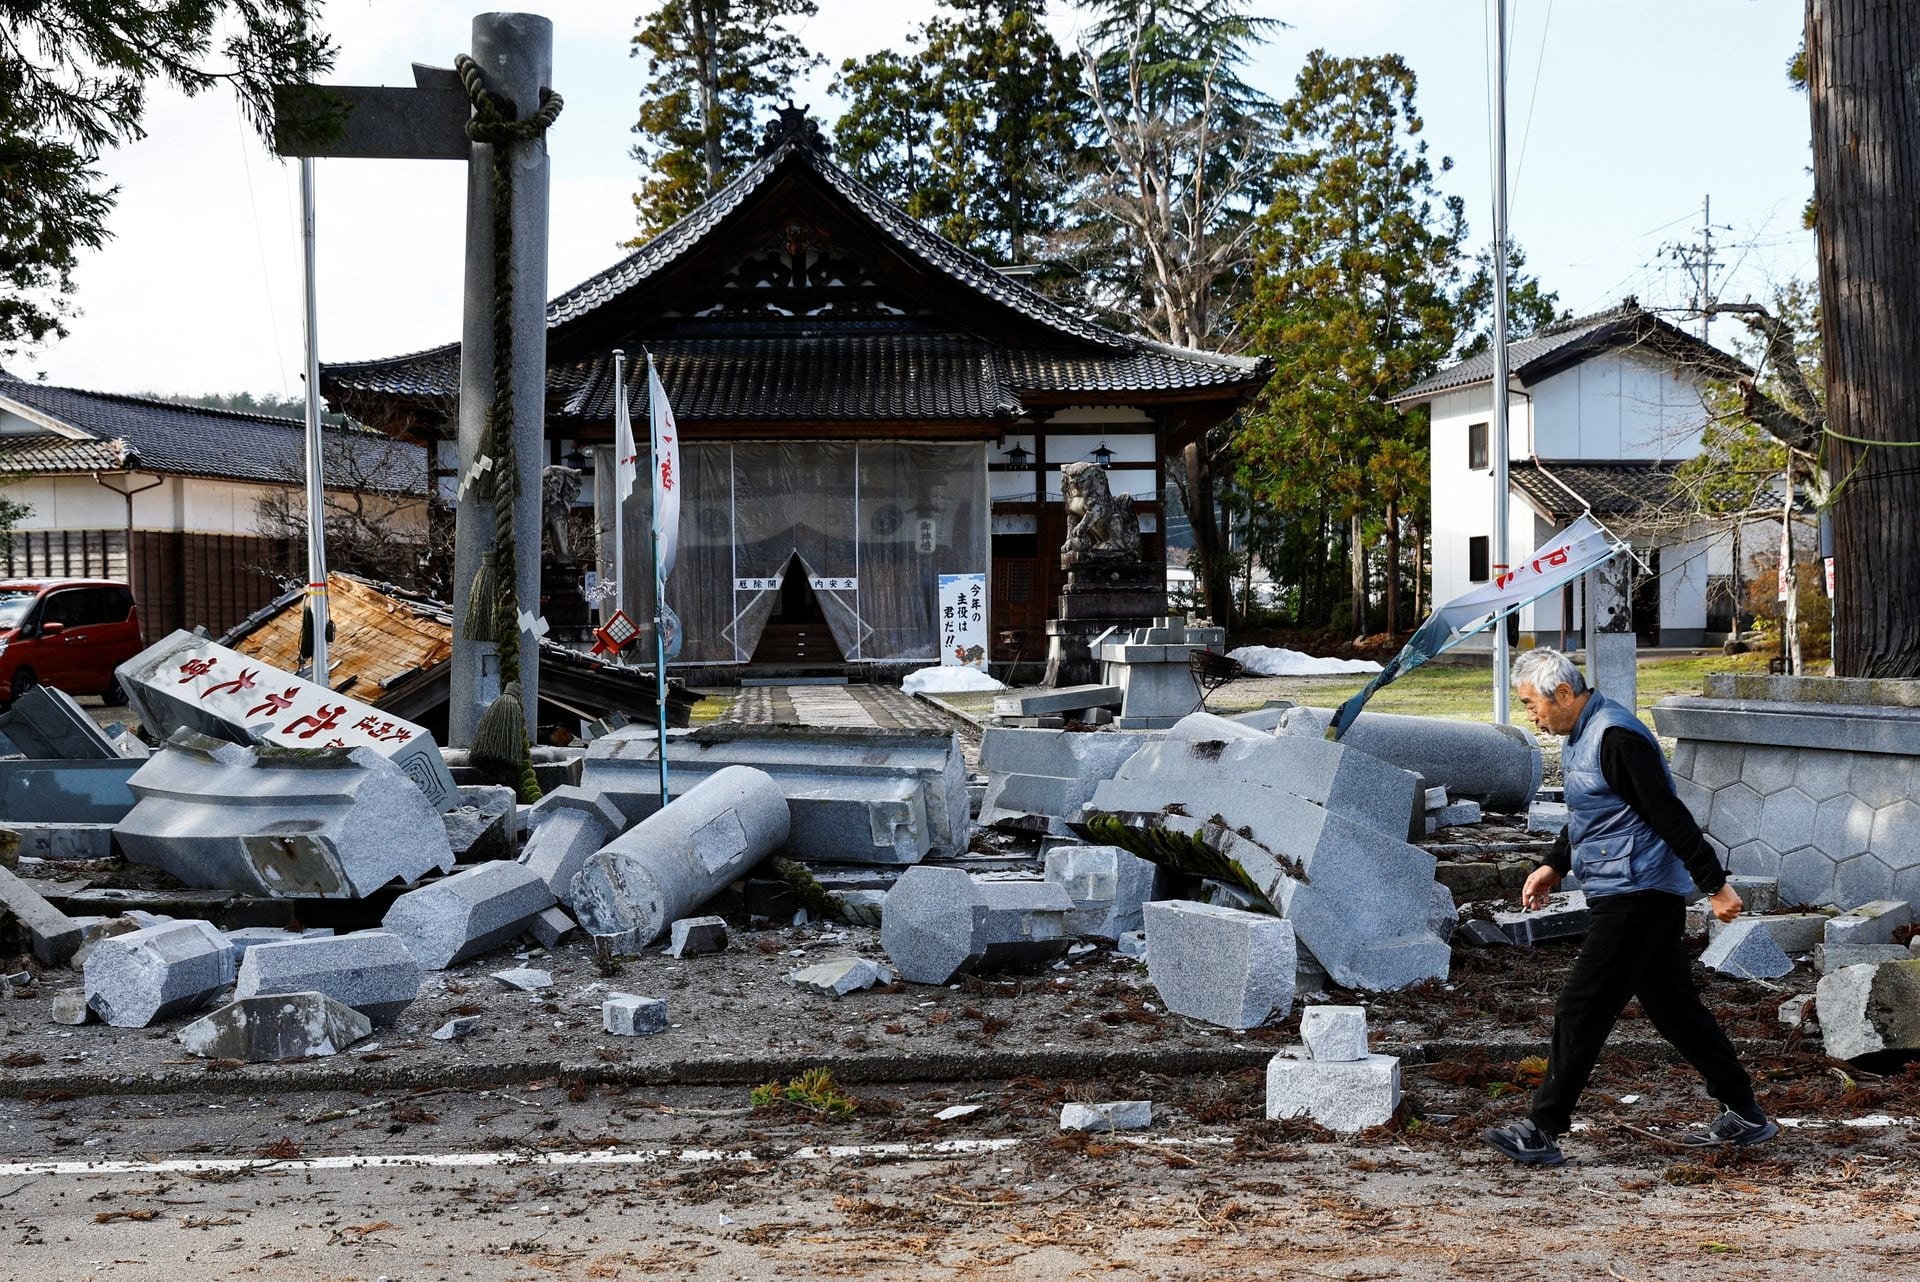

{"left": 1522, "top": 865, "right": 1562, "bottom": 911}
{"left": 1709, "top": 883, "right": 1743, "bottom": 924}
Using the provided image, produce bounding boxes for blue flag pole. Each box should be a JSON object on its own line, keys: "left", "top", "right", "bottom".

{"left": 645, "top": 351, "right": 669, "bottom": 808}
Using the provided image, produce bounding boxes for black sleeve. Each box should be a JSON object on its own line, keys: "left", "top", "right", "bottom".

{"left": 1544, "top": 826, "right": 1571, "bottom": 878}
{"left": 1599, "top": 727, "right": 1727, "bottom": 895}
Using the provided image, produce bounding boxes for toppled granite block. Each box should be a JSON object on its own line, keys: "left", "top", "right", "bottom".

{"left": 221, "top": 925, "right": 333, "bottom": 969}
{"left": 1825, "top": 899, "right": 1914, "bottom": 948}
{"left": 1299, "top": 1005, "right": 1370, "bottom": 1062}
{"left": 234, "top": 929, "right": 422, "bottom": 1025}
{"left": 1428, "top": 883, "right": 1459, "bottom": 944}
{"left": 788, "top": 957, "right": 894, "bottom": 997}
{"left": 178, "top": 992, "right": 370, "bottom": 1062}
{"left": 1779, "top": 993, "right": 1817, "bottom": 1027}
{"left": 6, "top": 821, "right": 116, "bottom": 861}
{"left": 116, "top": 629, "right": 457, "bottom": 808}
{"left": 432, "top": 1015, "right": 480, "bottom": 1041}
{"left": 1266, "top": 1051, "right": 1402, "bottom": 1133}
{"left": 1493, "top": 892, "right": 1592, "bottom": 947}
{"left": 583, "top": 724, "right": 966, "bottom": 861}
{"left": 0, "top": 864, "right": 83, "bottom": 966}
{"left": 976, "top": 727, "right": 1155, "bottom": 835}
{"left": 1430, "top": 800, "right": 1483, "bottom": 829}
{"left": 443, "top": 785, "right": 517, "bottom": 862}
{"left": 1816, "top": 958, "right": 1920, "bottom": 1060}
{"left": 1730, "top": 876, "right": 1780, "bottom": 914}
{"left": 1816, "top": 943, "right": 1910, "bottom": 974}
{"left": 831, "top": 889, "right": 885, "bottom": 927}
{"left": 1060, "top": 1101, "right": 1151, "bottom": 1131}
{"left": 603, "top": 993, "right": 669, "bottom": 1036}
{"left": 383, "top": 861, "right": 557, "bottom": 970}
{"left": 1043, "top": 844, "right": 1164, "bottom": 940}
{"left": 116, "top": 735, "right": 455, "bottom": 898}
{"left": 667, "top": 915, "right": 728, "bottom": 958}
{"left": 994, "top": 685, "right": 1121, "bottom": 717}
{"left": 0, "top": 684, "right": 120, "bottom": 760}
{"left": 1143, "top": 900, "right": 1295, "bottom": 1030}
{"left": 571, "top": 766, "right": 790, "bottom": 952}
{"left": 50, "top": 988, "right": 91, "bottom": 1025}
{"left": 84, "top": 919, "right": 234, "bottom": 1027}
{"left": 881, "top": 867, "right": 1074, "bottom": 984}
{"left": 492, "top": 966, "right": 551, "bottom": 991}
{"left": 1115, "top": 930, "right": 1147, "bottom": 959}
{"left": 1458, "top": 919, "right": 1511, "bottom": 948}
{"left": 1707, "top": 911, "right": 1830, "bottom": 954}
{"left": 1527, "top": 802, "right": 1570, "bottom": 835}
{"left": 528, "top": 906, "right": 576, "bottom": 950}
{"left": 1700, "top": 918, "right": 1795, "bottom": 980}
{"left": 1163, "top": 711, "right": 1268, "bottom": 743}
{"left": 1423, "top": 786, "right": 1449, "bottom": 811}
{"left": 1278, "top": 706, "right": 1542, "bottom": 813}
{"left": 1090, "top": 746, "right": 1448, "bottom": 992}
{"left": 519, "top": 786, "right": 628, "bottom": 903}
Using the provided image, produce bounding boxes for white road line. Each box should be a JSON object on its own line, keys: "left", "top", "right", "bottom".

{"left": 0, "top": 1134, "right": 1233, "bottom": 1179}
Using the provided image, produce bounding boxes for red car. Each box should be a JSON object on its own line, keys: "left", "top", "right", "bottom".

{"left": 0, "top": 579, "right": 142, "bottom": 705}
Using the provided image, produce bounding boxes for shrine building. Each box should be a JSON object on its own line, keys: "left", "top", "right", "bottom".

{"left": 322, "top": 109, "right": 1268, "bottom": 677}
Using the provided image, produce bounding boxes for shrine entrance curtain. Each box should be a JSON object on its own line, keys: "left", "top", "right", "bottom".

{"left": 601, "top": 441, "right": 987, "bottom": 664}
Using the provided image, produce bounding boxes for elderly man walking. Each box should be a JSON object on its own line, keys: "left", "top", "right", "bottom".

{"left": 1482, "top": 648, "right": 1777, "bottom": 1166}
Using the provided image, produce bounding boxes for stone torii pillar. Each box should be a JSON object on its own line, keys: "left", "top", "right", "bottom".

{"left": 276, "top": 12, "right": 553, "bottom": 749}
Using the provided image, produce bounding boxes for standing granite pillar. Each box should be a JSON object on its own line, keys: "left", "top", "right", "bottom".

{"left": 1585, "top": 556, "right": 1636, "bottom": 710}
{"left": 450, "top": 12, "right": 551, "bottom": 746}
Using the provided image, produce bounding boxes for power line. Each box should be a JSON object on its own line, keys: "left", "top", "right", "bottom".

{"left": 1509, "top": 0, "right": 1555, "bottom": 218}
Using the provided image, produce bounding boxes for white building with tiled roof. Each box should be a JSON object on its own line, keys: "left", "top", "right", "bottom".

{"left": 1391, "top": 299, "right": 1765, "bottom": 649}
{"left": 0, "top": 370, "right": 426, "bottom": 639}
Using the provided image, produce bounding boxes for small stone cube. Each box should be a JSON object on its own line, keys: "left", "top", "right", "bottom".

{"left": 1266, "top": 1051, "right": 1401, "bottom": 1133}
{"left": 1059, "top": 1101, "right": 1152, "bottom": 1131}
{"left": 1299, "top": 1005, "right": 1369, "bottom": 1062}
{"left": 667, "top": 915, "right": 729, "bottom": 958}
{"left": 603, "top": 993, "right": 669, "bottom": 1036}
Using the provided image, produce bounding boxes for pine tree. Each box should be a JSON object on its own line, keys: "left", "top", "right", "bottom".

{"left": 629, "top": 0, "right": 823, "bottom": 239}
{"left": 0, "top": 1, "right": 332, "bottom": 357}
{"left": 831, "top": 1, "right": 1085, "bottom": 265}
{"left": 1235, "top": 51, "right": 1467, "bottom": 636}
{"left": 1455, "top": 240, "right": 1567, "bottom": 358}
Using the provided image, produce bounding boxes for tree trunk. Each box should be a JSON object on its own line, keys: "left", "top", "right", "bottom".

{"left": 693, "top": 1, "right": 720, "bottom": 197}
{"left": 1349, "top": 513, "right": 1366, "bottom": 636}
{"left": 1184, "top": 442, "right": 1233, "bottom": 626}
{"left": 1807, "top": 0, "right": 1920, "bottom": 676}
{"left": 1412, "top": 513, "right": 1426, "bottom": 620}
{"left": 1384, "top": 498, "right": 1401, "bottom": 635}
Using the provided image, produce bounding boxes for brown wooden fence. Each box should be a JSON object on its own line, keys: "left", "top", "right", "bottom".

{"left": 1, "top": 528, "right": 291, "bottom": 642}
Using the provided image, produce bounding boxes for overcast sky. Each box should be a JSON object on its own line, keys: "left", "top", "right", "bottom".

{"left": 15, "top": 0, "right": 1813, "bottom": 399}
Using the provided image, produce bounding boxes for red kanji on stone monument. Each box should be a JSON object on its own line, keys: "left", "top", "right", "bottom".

{"left": 247, "top": 687, "right": 299, "bottom": 719}
{"left": 177, "top": 657, "right": 217, "bottom": 683}
{"left": 202, "top": 668, "right": 259, "bottom": 698}
{"left": 284, "top": 703, "right": 346, "bottom": 740}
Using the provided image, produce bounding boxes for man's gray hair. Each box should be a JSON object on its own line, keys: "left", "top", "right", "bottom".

{"left": 1511, "top": 647, "right": 1588, "bottom": 697}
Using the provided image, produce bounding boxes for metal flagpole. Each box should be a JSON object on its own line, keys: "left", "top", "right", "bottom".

{"left": 646, "top": 352, "right": 669, "bottom": 807}
{"left": 299, "top": 156, "right": 331, "bottom": 688}
{"left": 1489, "top": 0, "right": 1512, "bottom": 725}
{"left": 611, "top": 348, "right": 626, "bottom": 651}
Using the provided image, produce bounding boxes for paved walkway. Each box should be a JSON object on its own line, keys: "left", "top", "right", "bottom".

{"left": 721, "top": 683, "right": 956, "bottom": 732}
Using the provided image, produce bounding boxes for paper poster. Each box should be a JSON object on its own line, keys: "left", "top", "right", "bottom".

{"left": 937, "top": 572, "right": 987, "bottom": 668}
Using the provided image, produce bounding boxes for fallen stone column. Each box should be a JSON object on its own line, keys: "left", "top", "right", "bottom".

{"left": 976, "top": 727, "right": 1155, "bottom": 836}
{"left": 1278, "top": 706, "right": 1543, "bottom": 813}
{"left": 83, "top": 919, "right": 234, "bottom": 1027}
{"left": 383, "top": 862, "right": 557, "bottom": 970}
{"left": 0, "top": 864, "right": 83, "bottom": 967}
{"left": 1816, "top": 958, "right": 1920, "bottom": 1060}
{"left": 1142, "top": 899, "right": 1295, "bottom": 1029}
{"left": 234, "top": 930, "right": 423, "bottom": 1024}
{"left": 115, "top": 735, "right": 455, "bottom": 898}
{"left": 570, "top": 766, "right": 789, "bottom": 952}
{"left": 881, "top": 867, "right": 1074, "bottom": 984}
{"left": 519, "top": 786, "right": 629, "bottom": 902}
{"left": 583, "top": 724, "right": 965, "bottom": 863}
{"left": 1044, "top": 844, "right": 1164, "bottom": 940}
{"left": 178, "top": 992, "right": 372, "bottom": 1062}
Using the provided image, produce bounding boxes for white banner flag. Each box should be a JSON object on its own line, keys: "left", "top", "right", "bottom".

{"left": 647, "top": 355, "right": 681, "bottom": 578}
{"left": 613, "top": 360, "right": 640, "bottom": 503}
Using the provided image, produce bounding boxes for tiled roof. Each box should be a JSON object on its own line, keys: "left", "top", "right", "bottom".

{"left": 1509, "top": 460, "right": 1680, "bottom": 522}
{"left": 1391, "top": 301, "right": 1750, "bottom": 404}
{"left": 322, "top": 126, "right": 1267, "bottom": 421}
{"left": 0, "top": 373, "right": 427, "bottom": 492}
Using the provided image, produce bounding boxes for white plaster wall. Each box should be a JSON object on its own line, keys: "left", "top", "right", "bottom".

{"left": 1425, "top": 382, "right": 1538, "bottom": 643}
{"left": 1527, "top": 350, "right": 1712, "bottom": 461}
{"left": 1660, "top": 533, "right": 1712, "bottom": 632}
{"left": 0, "top": 474, "right": 426, "bottom": 538}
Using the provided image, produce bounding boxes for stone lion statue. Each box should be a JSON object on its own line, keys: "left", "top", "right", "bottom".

{"left": 1060, "top": 460, "right": 1142, "bottom": 565}
{"left": 541, "top": 465, "right": 583, "bottom": 563}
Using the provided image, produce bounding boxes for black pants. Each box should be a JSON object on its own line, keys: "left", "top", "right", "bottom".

{"left": 1529, "top": 892, "right": 1757, "bottom": 1135}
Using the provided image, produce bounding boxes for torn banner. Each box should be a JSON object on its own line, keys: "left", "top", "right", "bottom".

{"left": 1328, "top": 514, "right": 1629, "bottom": 740}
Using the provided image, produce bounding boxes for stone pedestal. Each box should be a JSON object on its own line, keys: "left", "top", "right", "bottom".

{"left": 1043, "top": 559, "right": 1166, "bottom": 687}
{"left": 1652, "top": 674, "right": 1920, "bottom": 909}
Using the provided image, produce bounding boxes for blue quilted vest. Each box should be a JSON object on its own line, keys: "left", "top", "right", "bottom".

{"left": 1562, "top": 692, "right": 1697, "bottom": 900}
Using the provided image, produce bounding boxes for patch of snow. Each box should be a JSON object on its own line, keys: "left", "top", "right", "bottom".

{"left": 903, "top": 666, "right": 1005, "bottom": 695}
{"left": 1227, "top": 646, "right": 1383, "bottom": 677}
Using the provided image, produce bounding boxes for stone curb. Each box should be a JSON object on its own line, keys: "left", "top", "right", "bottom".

{"left": 0, "top": 1037, "right": 1785, "bottom": 1103}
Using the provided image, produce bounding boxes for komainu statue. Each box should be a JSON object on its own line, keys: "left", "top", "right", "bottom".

{"left": 1060, "top": 460, "right": 1142, "bottom": 565}
{"left": 541, "top": 465, "right": 583, "bottom": 563}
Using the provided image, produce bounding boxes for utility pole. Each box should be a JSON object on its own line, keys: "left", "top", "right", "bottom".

{"left": 1489, "top": 0, "right": 1512, "bottom": 726}
{"left": 1662, "top": 194, "right": 1732, "bottom": 343}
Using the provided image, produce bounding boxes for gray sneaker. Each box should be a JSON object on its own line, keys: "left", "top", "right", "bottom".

{"left": 1482, "top": 1118, "right": 1565, "bottom": 1166}
{"left": 1679, "top": 1109, "right": 1780, "bottom": 1147}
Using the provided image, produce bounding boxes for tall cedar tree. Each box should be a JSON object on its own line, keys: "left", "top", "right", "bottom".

{"left": 0, "top": 2, "right": 332, "bottom": 358}
{"left": 1456, "top": 240, "right": 1565, "bottom": 358}
{"left": 832, "top": 2, "right": 1085, "bottom": 266}
{"left": 1067, "top": 0, "right": 1284, "bottom": 625}
{"left": 1805, "top": 1, "right": 1920, "bottom": 676}
{"left": 1237, "top": 52, "right": 1466, "bottom": 637}
{"left": 629, "top": 0, "right": 822, "bottom": 239}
